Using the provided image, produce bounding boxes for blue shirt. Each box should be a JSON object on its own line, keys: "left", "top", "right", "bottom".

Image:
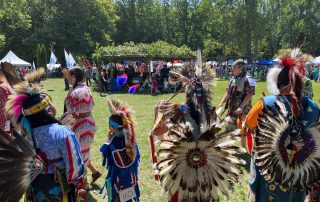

{"left": 32, "top": 123, "right": 84, "bottom": 183}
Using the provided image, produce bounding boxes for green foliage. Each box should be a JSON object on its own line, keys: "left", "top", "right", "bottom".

{"left": 0, "top": 0, "right": 118, "bottom": 62}
{"left": 1, "top": 0, "right": 320, "bottom": 63}
{"left": 0, "top": 34, "right": 5, "bottom": 50}
{"left": 94, "top": 41, "right": 196, "bottom": 61}
{"left": 36, "top": 44, "right": 47, "bottom": 68}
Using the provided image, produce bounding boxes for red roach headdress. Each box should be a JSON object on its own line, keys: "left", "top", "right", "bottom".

{"left": 277, "top": 33, "right": 307, "bottom": 116}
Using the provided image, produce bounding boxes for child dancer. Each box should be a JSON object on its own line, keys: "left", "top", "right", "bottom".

{"left": 100, "top": 99, "right": 140, "bottom": 202}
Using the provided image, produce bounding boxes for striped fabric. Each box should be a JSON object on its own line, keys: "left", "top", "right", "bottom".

{"left": 32, "top": 123, "right": 84, "bottom": 183}
{"left": 65, "top": 83, "right": 96, "bottom": 168}
{"left": 65, "top": 134, "right": 84, "bottom": 183}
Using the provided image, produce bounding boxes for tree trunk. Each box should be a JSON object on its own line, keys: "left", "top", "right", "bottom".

{"left": 245, "top": 0, "right": 252, "bottom": 64}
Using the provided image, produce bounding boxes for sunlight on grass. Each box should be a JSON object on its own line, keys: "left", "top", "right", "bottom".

{"left": 42, "top": 78, "right": 320, "bottom": 202}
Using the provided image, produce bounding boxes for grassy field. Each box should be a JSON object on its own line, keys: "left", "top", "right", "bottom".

{"left": 42, "top": 78, "right": 320, "bottom": 202}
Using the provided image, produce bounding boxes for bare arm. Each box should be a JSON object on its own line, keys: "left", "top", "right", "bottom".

{"left": 240, "top": 93, "right": 253, "bottom": 109}
{"left": 219, "top": 92, "right": 229, "bottom": 107}
{"left": 235, "top": 93, "right": 253, "bottom": 115}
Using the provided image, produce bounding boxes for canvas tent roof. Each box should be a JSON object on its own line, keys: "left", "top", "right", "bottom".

{"left": 310, "top": 56, "right": 320, "bottom": 64}
{"left": 47, "top": 63, "right": 61, "bottom": 70}
{"left": 1, "top": 50, "right": 31, "bottom": 66}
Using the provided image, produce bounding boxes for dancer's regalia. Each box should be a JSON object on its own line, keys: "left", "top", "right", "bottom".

{"left": 150, "top": 65, "right": 246, "bottom": 201}
{"left": 64, "top": 68, "right": 97, "bottom": 168}
{"left": 0, "top": 68, "right": 84, "bottom": 201}
{"left": 100, "top": 99, "right": 140, "bottom": 202}
{"left": 245, "top": 35, "right": 320, "bottom": 202}
{"left": 0, "top": 63, "right": 14, "bottom": 130}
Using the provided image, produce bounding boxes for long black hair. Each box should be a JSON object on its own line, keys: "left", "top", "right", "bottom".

{"left": 69, "top": 67, "right": 85, "bottom": 88}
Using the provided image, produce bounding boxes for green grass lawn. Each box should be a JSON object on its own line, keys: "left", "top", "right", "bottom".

{"left": 42, "top": 78, "right": 320, "bottom": 202}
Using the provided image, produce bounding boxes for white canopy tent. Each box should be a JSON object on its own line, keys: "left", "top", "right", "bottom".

{"left": 1, "top": 50, "right": 31, "bottom": 66}
{"left": 167, "top": 62, "right": 184, "bottom": 67}
{"left": 206, "top": 61, "right": 219, "bottom": 65}
{"left": 47, "top": 63, "right": 61, "bottom": 70}
{"left": 221, "top": 59, "right": 234, "bottom": 66}
{"left": 310, "top": 56, "right": 320, "bottom": 64}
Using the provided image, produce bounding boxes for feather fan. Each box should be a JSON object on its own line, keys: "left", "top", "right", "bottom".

{"left": 59, "top": 112, "right": 76, "bottom": 130}
{"left": 254, "top": 100, "right": 320, "bottom": 190}
{"left": 0, "top": 130, "right": 43, "bottom": 201}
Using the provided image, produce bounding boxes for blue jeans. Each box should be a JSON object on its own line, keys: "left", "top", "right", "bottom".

{"left": 64, "top": 78, "right": 69, "bottom": 90}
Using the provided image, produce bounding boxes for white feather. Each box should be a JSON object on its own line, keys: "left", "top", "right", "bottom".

{"left": 267, "top": 66, "right": 282, "bottom": 95}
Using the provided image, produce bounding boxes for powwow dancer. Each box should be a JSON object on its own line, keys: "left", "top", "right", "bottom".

{"left": 100, "top": 99, "right": 140, "bottom": 202}
{"left": 245, "top": 35, "right": 320, "bottom": 202}
{"left": 64, "top": 67, "right": 102, "bottom": 183}
{"left": 1, "top": 78, "right": 84, "bottom": 201}
{"left": 0, "top": 61, "right": 28, "bottom": 132}
{"left": 218, "top": 59, "right": 256, "bottom": 129}
{"left": 0, "top": 65, "right": 13, "bottom": 131}
{"left": 150, "top": 65, "right": 246, "bottom": 201}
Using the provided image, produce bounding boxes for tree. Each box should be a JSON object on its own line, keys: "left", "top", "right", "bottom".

{"left": 0, "top": 0, "right": 31, "bottom": 58}
{"left": 36, "top": 44, "right": 47, "bottom": 68}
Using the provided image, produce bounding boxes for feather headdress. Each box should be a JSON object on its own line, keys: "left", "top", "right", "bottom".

{"left": 254, "top": 100, "right": 320, "bottom": 190}
{"left": 5, "top": 82, "right": 49, "bottom": 122}
{"left": 5, "top": 67, "right": 47, "bottom": 121}
{"left": 0, "top": 129, "right": 43, "bottom": 201}
{"left": 151, "top": 65, "right": 245, "bottom": 201}
{"left": 108, "top": 98, "right": 136, "bottom": 146}
{"left": 24, "top": 67, "right": 45, "bottom": 84}
{"left": 267, "top": 33, "right": 310, "bottom": 116}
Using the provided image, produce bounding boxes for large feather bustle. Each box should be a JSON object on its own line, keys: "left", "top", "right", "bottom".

{"left": 108, "top": 98, "right": 136, "bottom": 146}
{"left": 254, "top": 100, "right": 320, "bottom": 190}
{"left": 153, "top": 64, "right": 245, "bottom": 200}
{"left": 0, "top": 130, "right": 43, "bottom": 202}
{"left": 156, "top": 114, "right": 245, "bottom": 201}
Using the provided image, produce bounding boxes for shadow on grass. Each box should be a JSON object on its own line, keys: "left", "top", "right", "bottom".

{"left": 86, "top": 183, "right": 102, "bottom": 201}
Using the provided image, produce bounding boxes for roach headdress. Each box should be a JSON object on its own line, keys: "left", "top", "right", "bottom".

{"left": 150, "top": 65, "right": 245, "bottom": 201}
{"left": 108, "top": 98, "right": 136, "bottom": 147}
{"left": 255, "top": 33, "right": 320, "bottom": 191}
{"left": 5, "top": 67, "right": 55, "bottom": 141}
{"left": 267, "top": 33, "right": 310, "bottom": 116}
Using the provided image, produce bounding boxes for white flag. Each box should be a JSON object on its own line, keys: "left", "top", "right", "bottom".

{"left": 32, "top": 61, "right": 36, "bottom": 71}
{"left": 49, "top": 52, "right": 57, "bottom": 64}
{"left": 68, "top": 52, "right": 76, "bottom": 67}
{"left": 64, "top": 49, "right": 71, "bottom": 68}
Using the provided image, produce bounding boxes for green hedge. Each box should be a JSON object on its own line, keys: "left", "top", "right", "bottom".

{"left": 93, "top": 41, "right": 195, "bottom": 62}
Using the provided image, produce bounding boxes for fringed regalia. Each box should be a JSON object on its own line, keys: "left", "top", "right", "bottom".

{"left": 100, "top": 99, "right": 140, "bottom": 202}
{"left": 65, "top": 82, "right": 96, "bottom": 167}
{"left": 246, "top": 34, "right": 320, "bottom": 202}
{"left": 150, "top": 65, "right": 246, "bottom": 201}
{"left": 0, "top": 69, "right": 84, "bottom": 201}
